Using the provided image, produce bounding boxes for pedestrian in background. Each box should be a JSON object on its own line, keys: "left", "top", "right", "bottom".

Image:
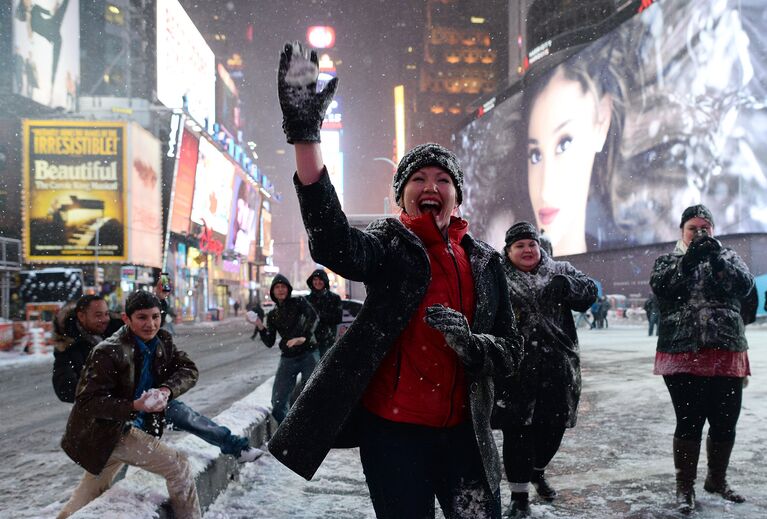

{"left": 644, "top": 294, "right": 659, "bottom": 337}
{"left": 306, "top": 268, "right": 343, "bottom": 357}
{"left": 650, "top": 204, "right": 753, "bottom": 514}
{"left": 268, "top": 42, "right": 523, "bottom": 519}
{"left": 254, "top": 273, "right": 319, "bottom": 424}
{"left": 494, "top": 222, "right": 596, "bottom": 518}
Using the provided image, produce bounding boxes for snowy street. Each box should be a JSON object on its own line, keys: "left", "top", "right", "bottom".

{"left": 205, "top": 325, "right": 767, "bottom": 519}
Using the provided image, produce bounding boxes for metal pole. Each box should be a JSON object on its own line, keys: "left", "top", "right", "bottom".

{"left": 94, "top": 226, "right": 100, "bottom": 287}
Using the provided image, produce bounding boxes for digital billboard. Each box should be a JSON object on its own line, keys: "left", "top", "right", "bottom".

{"left": 454, "top": 0, "right": 767, "bottom": 256}
{"left": 23, "top": 120, "right": 127, "bottom": 262}
{"left": 11, "top": 0, "right": 80, "bottom": 110}
{"left": 190, "top": 138, "right": 234, "bottom": 236}
{"left": 169, "top": 128, "right": 199, "bottom": 234}
{"left": 127, "top": 123, "right": 162, "bottom": 268}
{"left": 156, "top": 0, "right": 216, "bottom": 125}
{"left": 226, "top": 174, "right": 261, "bottom": 258}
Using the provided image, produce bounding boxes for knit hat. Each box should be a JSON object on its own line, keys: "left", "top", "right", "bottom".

{"left": 679, "top": 204, "right": 714, "bottom": 228}
{"left": 505, "top": 221, "right": 540, "bottom": 246}
{"left": 392, "top": 143, "right": 464, "bottom": 206}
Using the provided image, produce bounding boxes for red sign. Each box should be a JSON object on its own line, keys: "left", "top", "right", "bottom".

{"left": 198, "top": 222, "right": 224, "bottom": 256}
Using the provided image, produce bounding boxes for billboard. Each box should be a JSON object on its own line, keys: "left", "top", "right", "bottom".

{"left": 11, "top": 0, "right": 80, "bottom": 110}
{"left": 190, "top": 138, "right": 234, "bottom": 236}
{"left": 226, "top": 174, "right": 261, "bottom": 258}
{"left": 169, "top": 129, "right": 199, "bottom": 234}
{"left": 128, "top": 123, "right": 162, "bottom": 267}
{"left": 454, "top": 0, "right": 767, "bottom": 256}
{"left": 23, "top": 120, "right": 127, "bottom": 262}
{"left": 156, "top": 0, "right": 216, "bottom": 125}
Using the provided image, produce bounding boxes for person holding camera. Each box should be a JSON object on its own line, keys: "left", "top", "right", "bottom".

{"left": 650, "top": 205, "right": 754, "bottom": 514}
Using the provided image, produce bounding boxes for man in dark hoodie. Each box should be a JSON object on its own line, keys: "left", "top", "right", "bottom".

{"left": 306, "top": 268, "right": 343, "bottom": 357}
{"left": 53, "top": 294, "right": 263, "bottom": 463}
{"left": 254, "top": 274, "right": 319, "bottom": 423}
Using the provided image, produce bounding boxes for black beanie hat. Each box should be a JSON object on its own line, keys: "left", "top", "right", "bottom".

{"left": 505, "top": 221, "right": 540, "bottom": 246}
{"left": 393, "top": 143, "right": 464, "bottom": 206}
{"left": 679, "top": 204, "right": 714, "bottom": 228}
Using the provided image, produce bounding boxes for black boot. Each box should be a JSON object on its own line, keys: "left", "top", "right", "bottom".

{"left": 673, "top": 437, "right": 700, "bottom": 514}
{"left": 703, "top": 437, "right": 745, "bottom": 503}
{"left": 505, "top": 492, "right": 530, "bottom": 519}
{"left": 531, "top": 469, "right": 557, "bottom": 501}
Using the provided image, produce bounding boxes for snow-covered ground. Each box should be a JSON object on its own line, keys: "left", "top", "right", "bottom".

{"left": 205, "top": 324, "right": 767, "bottom": 518}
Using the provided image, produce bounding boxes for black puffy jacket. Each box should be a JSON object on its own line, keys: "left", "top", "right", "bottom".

{"left": 650, "top": 240, "right": 754, "bottom": 353}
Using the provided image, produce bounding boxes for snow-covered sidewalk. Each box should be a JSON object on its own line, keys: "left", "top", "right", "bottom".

{"left": 205, "top": 326, "right": 767, "bottom": 518}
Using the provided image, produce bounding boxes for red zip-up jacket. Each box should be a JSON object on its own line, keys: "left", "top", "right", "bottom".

{"left": 362, "top": 212, "right": 475, "bottom": 427}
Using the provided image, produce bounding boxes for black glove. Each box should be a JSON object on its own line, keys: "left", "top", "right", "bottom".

{"left": 424, "top": 304, "right": 482, "bottom": 368}
{"left": 683, "top": 236, "right": 721, "bottom": 272}
{"left": 710, "top": 252, "right": 727, "bottom": 273}
{"left": 278, "top": 42, "right": 339, "bottom": 144}
{"left": 541, "top": 275, "right": 568, "bottom": 303}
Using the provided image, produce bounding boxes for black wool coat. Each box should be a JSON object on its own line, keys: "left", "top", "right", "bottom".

{"left": 494, "top": 253, "right": 596, "bottom": 429}
{"left": 267, "top": 171, "right": 523, "bottom": 492}
{"left": 650, "top": 240, "right": 754, "bottom": 353}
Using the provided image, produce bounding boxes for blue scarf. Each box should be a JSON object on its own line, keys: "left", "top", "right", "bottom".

{"left": 132, "top": 335, "right": 159, "bottom": 430}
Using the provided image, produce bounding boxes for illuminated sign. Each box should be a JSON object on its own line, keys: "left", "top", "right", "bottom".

{"left": 307, "top": 26, "right": 336, "bottom": 49}
{"left": 190, "top": 138, "right": 234, "bottom": 236}
{"left": 156, "top": 0, "right": 216, "bottom": 126}
{"left": 23, "top": 120, "right": 128, "bottom": 263}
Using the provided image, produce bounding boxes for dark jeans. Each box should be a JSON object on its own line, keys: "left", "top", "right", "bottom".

{"left": 664, "top": 374, "right": 743, "bottom": 442}
{"left": 648, "top": 315, "right": 659, "bottom": 336}
{"left": 359, "top": 411, "right": 501, "bottom": 519}
{"left": 271, "top": 350, "right": 319, "bottom": 423}
{"left": 501, "top": 424, "right": 566, "bottom": 484}
{"left": 165, "top": 399, "right": 248, "bottom": 456}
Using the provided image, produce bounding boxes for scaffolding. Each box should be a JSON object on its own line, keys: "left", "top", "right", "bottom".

{"left": 0, "top": 238, "right": 22, "bottom": 320}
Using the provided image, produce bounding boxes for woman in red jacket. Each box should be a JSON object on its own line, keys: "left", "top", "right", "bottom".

{"left": 269, "top": 42, "right": 523, "bottom": 519}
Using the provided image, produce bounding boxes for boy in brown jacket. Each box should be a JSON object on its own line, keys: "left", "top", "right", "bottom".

{"left": 58, "top": 290, "right": 201, "bottom": 518}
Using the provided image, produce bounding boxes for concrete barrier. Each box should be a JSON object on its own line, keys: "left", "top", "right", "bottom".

{"left": 71, "top": 377, "right": 276, "bottom": 518}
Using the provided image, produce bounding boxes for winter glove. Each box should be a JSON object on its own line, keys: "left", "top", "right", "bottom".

{"left": 277, "top": 42, "right": 339, "bottom": 144}
{"left": 682, "top": 236, "right": 721, "bottom": 272}
{"left": 710, "top": 252, "right": 727, "bottom": 273}
{"left": 541, "top": 275, "right": 569, "bottom": 303}
{"left": 424, "top": 304, "right": 482, "bottom": 368}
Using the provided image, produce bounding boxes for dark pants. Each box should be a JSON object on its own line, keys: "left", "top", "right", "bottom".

{"left": 501, "top": 424, "right": 566, "bottom": 484}
{"left": 648, "top": 315, "right": 658, "bottom": 336}
{"left": 359, "top": 411, "right": 501, "bottom": 519}
{"left": 271, "top": 350, "right": 319, "bottom": 423}
{"left": 664, "top": 374, "right": 743, "bottom": 442}
{"left": 165, "top": 400, "right": 248, "bottom": 455}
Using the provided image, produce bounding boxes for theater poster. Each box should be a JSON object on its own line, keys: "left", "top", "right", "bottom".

{"left": 23, "top": 120, "right": 127, "bottom": 262}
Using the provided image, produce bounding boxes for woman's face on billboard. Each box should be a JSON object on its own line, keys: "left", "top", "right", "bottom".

{"left": 527, "top": 67, "right": 611, "bottom": 255}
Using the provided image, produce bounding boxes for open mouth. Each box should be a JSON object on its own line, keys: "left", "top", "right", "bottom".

{"left": 419, "top": 199, "right": 442, "bottom": 216}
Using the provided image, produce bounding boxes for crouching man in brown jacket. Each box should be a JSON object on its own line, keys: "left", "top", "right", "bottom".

{"left": 58, "top": 290, "right": 201, "bottom": 519}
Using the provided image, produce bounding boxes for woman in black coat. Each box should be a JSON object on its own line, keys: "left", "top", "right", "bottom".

{"left": 270, "top": 42, "right": 523, "bottom": 519}
{"left": 495, "top": 222, "right": 597, "bottom": 518}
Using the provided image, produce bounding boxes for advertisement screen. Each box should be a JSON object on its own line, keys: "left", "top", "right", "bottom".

{"left": 24, "top": 120, "right": 127, "bottom": 262}
{"left": 11, "top": 0, "right": 79, "bottom": 110}
{"left": 169, "top": 129, "right": 199, "bottom": 234}
{"left": 454, "top": 0, "right": 767, "bottom": 256}
{"left": 128, "top": 123, "right": 162, "bottom": 267}
{"left": 156, "top": 0, "right": 216, "bottom": 125}
{"left": 190, "top": 138, "right": 234, "bottom": 236}
{"left": 226, "top": 174, "right": 261, "bottom": 258}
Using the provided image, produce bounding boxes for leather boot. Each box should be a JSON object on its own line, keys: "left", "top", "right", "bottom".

{"left": 703, "top": 437, "right": 745, "bottom": 503}
{"left": 505, "top": 492, "right": 530, "bottom": 519}
{"left": 673, "top": 437, "right": 700, "bottom": 514}
{"left": 531, "top": 469, "right": 557, "bottom": 501}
